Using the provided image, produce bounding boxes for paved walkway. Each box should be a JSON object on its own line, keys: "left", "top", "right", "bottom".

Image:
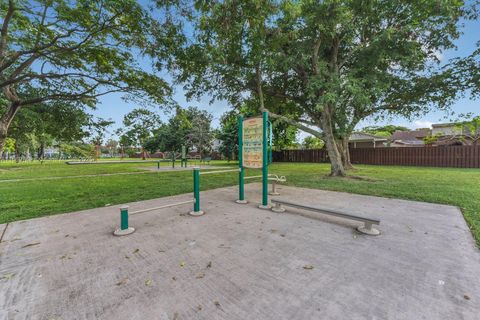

{"left": 1, "top": 184, "right": 479, "bottom": 319}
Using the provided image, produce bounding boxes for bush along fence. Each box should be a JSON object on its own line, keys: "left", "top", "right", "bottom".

{"left": 272, "top": 145, "right": 480, "bottom": 168}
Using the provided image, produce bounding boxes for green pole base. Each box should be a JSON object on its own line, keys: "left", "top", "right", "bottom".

{"left": 189, "top": 210, "right": 205, "bottom": 216}
{"left": 258, "top": 204, "right": 272, "bottom": 210}
{"left": 113, "top": 227, "right": 135, "bottom": 236}
{"left": 235, "top": 199, "right": 248, "bottom": 204}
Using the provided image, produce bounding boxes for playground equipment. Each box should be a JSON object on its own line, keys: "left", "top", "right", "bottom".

{"left": 113, "top": 111, "right": 284, "bottom": 234}
{"left": 270, "top": 199, "right": 381, "bottom": 235}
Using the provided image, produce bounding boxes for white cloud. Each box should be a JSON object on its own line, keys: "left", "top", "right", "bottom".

{"left": 413, "top": 120, "right": 433, "bottom": 129}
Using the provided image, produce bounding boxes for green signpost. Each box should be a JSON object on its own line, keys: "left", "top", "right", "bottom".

{"left": 238, "top": 111, "right": 270, "bottom": 208}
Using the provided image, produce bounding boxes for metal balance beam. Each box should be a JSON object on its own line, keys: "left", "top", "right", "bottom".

{"left": 270, "top": 199, "right": 381, "bottom": 236}
{"left": 114, "top": 199, "right": 195, "bottom": 236}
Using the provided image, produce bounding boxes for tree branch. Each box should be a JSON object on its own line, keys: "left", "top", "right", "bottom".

{"left": 0, "top": 0, "right": 15, "bottom": 58}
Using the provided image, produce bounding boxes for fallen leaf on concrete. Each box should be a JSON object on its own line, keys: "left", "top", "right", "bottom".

{"left": 197, "top": 305, "right": 202, "bottom": 311}
{"left": 145, "top": 279, "right": 152, "bottom": 286}
{"left": 65, "top": 234, "right": 69, "bottom": 237}
{"left": 180, "top": 261, "right": 185, "bottom": 267}
{"left": 0, "top": 273, "right": 15, "bottom": 280}
{"left": 125, "top": 255, "right": 130, "bottom": 259}
{"left": 464, "top": 295, "right": 470, "bottom": 300}
{"left": 116, "top": 278, "right": 128, "bottom": 286}
{"left": 196, "top": 272, "right": 205, "bottom": 279}
{"left": 206, "top": 261, "right": 212, "bottom": 268}
{"left": 172, "top": 277, "right": 177, "bottom": 281}
{"left": 280, "top": 234, "right": 286, "bottom": 237}
{"left": 213, "top": 301, "right": 221, "bottom": 307}
{"left": 133, "top": 248, "right": 140, "bottom": 254}
{"left": 22, "top": 242, "right": 40, "bottom": 248}
{"left": 303, "top": 265, "right": 314, "bottom": 270}
{"left": 60, "top": 255, "right": 67, "bottom": 260}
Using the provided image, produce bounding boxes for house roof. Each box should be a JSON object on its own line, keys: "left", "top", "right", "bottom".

{"left": 432, "top": 122, "right": 457, "bottom": 128}
{"left": 391, "top": 129, "right": 430, "bottom": 141}
{"left": 349, "top": 132, "right": 388, "bottom": 142}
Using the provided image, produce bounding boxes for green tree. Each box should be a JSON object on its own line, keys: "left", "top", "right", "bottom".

{"left": 362, "top": 125, "right": 410, "bottom": 138}
{"left": 217, "top": 110, "right": 238, "bottom": 160}
{"left": 456, "top": 116, "right": 480, "bottom": 146}
{"left": 145, "top": 106, "right": 214, "bottom": 158}
{"left": 0, "top": 0, "right": 178, "bottom": 155}
{"left": 118, "top": 108, "right": 161, "bottom": 160}
{"left": 87, "top": 117, "right": 114, "bottom": 160}
{"left": 177, "top": 0, "right": 468, "bottom": 176}
{"left": 303, "top": 136, "right": 325, "bottom": 150}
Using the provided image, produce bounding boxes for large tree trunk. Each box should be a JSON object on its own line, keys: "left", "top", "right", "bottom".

{"left": 321, "top": 106, "right": 346, "bottom": 176}
{"left": 0, "top": 102, "right": 21, "bottom": 160}
{"left": 14, "top": 141, "right": 19, "bottom": 163}
{"left": 0, "top": 122, "right": 7, "bottom": 160}
{"left": 337, "top": 138, "right": 353, "bottom": 170}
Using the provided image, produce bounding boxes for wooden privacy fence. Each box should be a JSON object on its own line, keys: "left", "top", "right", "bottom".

{"left": 273, "top": 146, "right": 480, "bottom": 168}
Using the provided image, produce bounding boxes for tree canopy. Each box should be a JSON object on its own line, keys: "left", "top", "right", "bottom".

{"left": 0, "top": 0, "right": 180, "bottom": 155}
{"left": 175, "top": 0, "right": 470, "bottom": 175}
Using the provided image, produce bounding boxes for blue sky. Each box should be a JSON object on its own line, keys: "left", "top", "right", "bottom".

{"left": 93, "top": 12, "right": 480, "bottom": 141}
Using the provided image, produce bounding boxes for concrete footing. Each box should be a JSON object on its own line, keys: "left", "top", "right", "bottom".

{"left": 235, "top": 199, "right": 248, "bottom": 204}
{"left": 189, "top": 210, "right": 205, "bottom": 216}
{"left": 271, "top": 205, "right": 286, "bottom": 213}
{"left": 113, "top": 227, "right": 135, "bottom": 236}
{"left": 357, "top": 225, "right": 381, "bottom": 236}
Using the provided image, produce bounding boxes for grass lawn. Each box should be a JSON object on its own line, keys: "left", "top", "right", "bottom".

{"left": 1, "top": 160, "right": 479, "bottom": 245}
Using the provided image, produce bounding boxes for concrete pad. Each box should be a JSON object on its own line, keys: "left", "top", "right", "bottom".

{"left": 0, "top": 184, "right": 479, "bottom": 320}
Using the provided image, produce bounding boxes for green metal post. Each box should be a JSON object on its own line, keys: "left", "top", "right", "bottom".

{"left": 114, "top": 205, "right": 135, "bottom": 236}
{"left": 262, "top": 111, "right": 269, "bottom": 207}
{"left": 193, "top": 168, "right": 200, "bottom": 212}
{"left": 120, "top": 207, "right": 129, "bottom": 230}
{"left": 172, "top": 152, "right": 175, "bottom": 168}
{"left": 237, "top": 115, "right": 246, "bottom": 203}
{"left": 157, "top": 161, "right": 160, "bottom": 169}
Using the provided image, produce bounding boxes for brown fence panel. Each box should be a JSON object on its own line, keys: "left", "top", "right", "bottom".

{"left": 272, "top": 146, "right": 480, "bottom": 168}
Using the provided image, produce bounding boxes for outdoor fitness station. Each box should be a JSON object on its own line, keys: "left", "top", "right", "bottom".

{"left": 113, "top": 111, "right": 380, "bottom": 236}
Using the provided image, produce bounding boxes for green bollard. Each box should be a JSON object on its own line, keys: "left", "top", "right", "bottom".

{"left": 189, "top": 168, "right": 204, "bottom": 216}
{"left": 114, "top": 206, "right": 135, "bottom": 236}
{"left": 121, "top": 207, "right": 129, "bottom": 230}
{"left": 259, "top": 111, "right": 271, "bottom": 209}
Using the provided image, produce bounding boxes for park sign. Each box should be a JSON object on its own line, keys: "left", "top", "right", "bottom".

{"left": 242, "top": 117, "right": 263, "bottom": 168}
